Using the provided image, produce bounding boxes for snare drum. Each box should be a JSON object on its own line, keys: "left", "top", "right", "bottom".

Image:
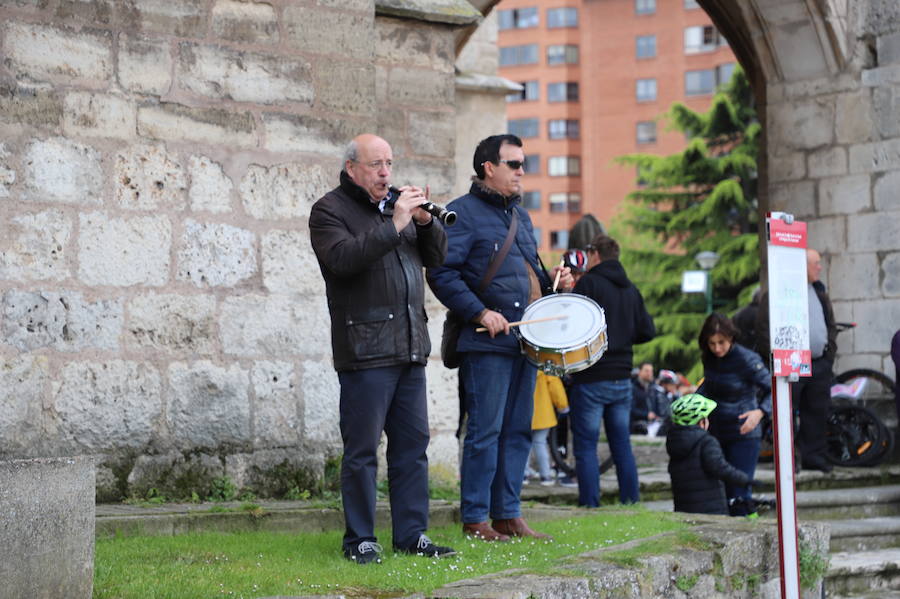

{"left": 518, "top": 293, "right": 608, "bottom": 376}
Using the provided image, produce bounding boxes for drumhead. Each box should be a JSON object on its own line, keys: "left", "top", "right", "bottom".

{"left": 519, "top": 293, "right": 605, "bottom": 349}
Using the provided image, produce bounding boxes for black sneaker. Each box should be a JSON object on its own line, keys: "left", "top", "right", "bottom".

{"left": 343, "top": 540, "right": 383, "bottom": 565}
{"left": 396, "top": 534, "right": 457, "bottom": 558}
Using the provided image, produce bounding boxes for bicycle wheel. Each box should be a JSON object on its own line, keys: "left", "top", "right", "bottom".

{"left": 548, "top": 426, "right": 615, "bottom": 478}
{"left": 824, "top": 405, "right": 889, "bottom": 466}
{"left": 834, "top": 368, "right": 895, "bottom": 402}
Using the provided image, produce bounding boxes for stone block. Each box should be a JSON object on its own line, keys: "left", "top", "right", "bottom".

{"left": 0, "top": 83, "right": 63, "bottom": 127}
{"left": 23, "top": 137, "right": 102, "bottom": 206}
{"left": 239, "top": 162, "right": 331, "bottom": 219}
{"left": 0, "top": 209, "right": 72, "bottom": 281}
{"left": 768, "top": 22, "right": 830, "bottom": 82}
{"left": 261, "top": 113, "right": 361, "bottom": 158}
{"left": 1, "top": 22, "right": 112, "bottom": 86}
{"left": 53, "top": 0, "right": 140, "bottom": 28}
{"left": 376, "top": 18, "right": 445, "bottom": 70}
{"left": 283, "top": 5, "right": 373, "bottom": 60}
{"left": 188, "top": 155, "right": 233, "bottom": 213}
{"left": 426, "top": 431, "right": 458, "bottom": 483}
{"left": 375, "top": 108, "right": 407, "bottom": 155}
{"left": 849, "top": 299, "right": 900, "bottom": 353}
{"left": 806, "top": 216, "right": 845, "bottom": 255}
{"left": 138, "top": 102, "right": 257, "bottom": 148}
{"left": 807, "top": 146, "right": 847, "bottom": 179}
{"left": 386, "top": 67, "right": 455, "bottom": 110}
{"left": 63, "top": 91, "right": 136, "bottom": 139}
{"left": 95, "top": 464, "right": 122, "bottom": 503}
{"left": 767, "top": 100, "right": 834, "bottom": 151}
{"left": 115, "top": 143, "right": 186, "bottom": 211}
{"left": 426, "top": 361, "right": 459, "bottom": 432}
{"left": 176, "top": 220, "right": 257, "bottom": 288}
{"left": 835, "top": 90, "right": 875, "bottom": 144}
{"left": 220, "top": 294, "right": 331, "bottom": 357}
{"left": 299, "top": 358, "right": 341, "bottom": 443}
{"left": 0, "top": 143, "right": 12, "bottom": 199}
{"left": 392, "top": 157, "right": 455, "bottom": 200}
{"left": 849, "top": 137, "right": 900, "bottom": 174}
{"left": 0, "top": 457, "right": 94, "bottom": 599}
{"left": 52, "top": 360, "right": 162, "bottom": 450}
{"left": 879, "top": 31, "right": 900, "bottom": 65}
{"left": 126, "top": 451, "right": 224, "bottom": 499}
{"left": 872, "top": 86, "right": 900, "bottom": 140}
{"left": 818, "top": 174, "right": 871, "bottom": 216}
{"left": 132, "top": 0, "right": 207, "bottom": 37}
{"left": 211, "top": 0, "right": 279, "bottom": 44}
{"left": 874, "top": 170, "right": 900, "bottom": 211}
{"left": 167, "top": 360, "right": 251, "bottom": 448}
{"left": 317, "top": 0, "right": 370, "bottom": 9}
{"left": 251, "top": 361, "right": 300, "bottom": 447}
{"left": 261, "top": 229, "right": 325, "bottom": 295}
{"left": 178, "top": 43, "right": 313, "bottom": 106}
{"left": 2, "top": 289, "right": 123, "bottom": 352}
{"left": 224, "top": 448, "right": 330, "bottom": 497}
{"left": 0, "top": 355, "right": 49, "bottom": 455}
{"left": 408, "top": 110, "right": 455, "bottom": 157}
{"left": 78, "top": 212, "right": 171, "bottom": 286}
{"left": 883, "top": 251, "right": 900, "bottom": 297}
{"left": 315, "top": 62, "right": 376, "bottom": 115}
{"left": 847, "top": 211, "right": 900, "bottom": 252}
{"left": 126, "top": 292, "right": 216, "bottom": 353}
{"left": 829, "top": 253, "right": 879, "bottom": 301}
{"left": 768, "top": 180, "right": 815, "bottom": 218}
{"left": 117, "top": 35, "right": 173, "bottom": 96}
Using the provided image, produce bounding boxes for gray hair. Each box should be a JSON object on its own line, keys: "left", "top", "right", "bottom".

{"left": 343, "top": 140, "right": 358, "bottom": 167}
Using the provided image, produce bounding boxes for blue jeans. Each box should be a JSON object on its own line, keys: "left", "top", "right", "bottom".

{"left": 570, "top": 379, "right": 639, "bottom": 506}
{"left": 459, "top": 352, "right": 536, "bottom": 523}
{"left": 719, "top": 436, "right": 760, "bottom": 504}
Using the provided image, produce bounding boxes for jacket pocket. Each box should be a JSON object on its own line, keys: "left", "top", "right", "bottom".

{"left": 345, "top": 307, "right": 395, "bottom": 361}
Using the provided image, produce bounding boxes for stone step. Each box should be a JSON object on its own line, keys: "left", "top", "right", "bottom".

{"left": 829, "top": 516, "right": 900, "bottom": 552}
{"left": 826, "top": 548, "right": 900, "bottom": 596}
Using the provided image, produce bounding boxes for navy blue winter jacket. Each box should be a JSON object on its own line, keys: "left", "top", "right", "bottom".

{"left": 698, "top": 343, "right": 773, "bottom": 441}
{"left": 426, "top": 181, "right": 551, "bottom": 355}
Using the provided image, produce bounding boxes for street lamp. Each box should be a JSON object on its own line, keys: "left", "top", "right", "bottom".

{"left": 695, "top": 250, "right": 720, "bottom": 315}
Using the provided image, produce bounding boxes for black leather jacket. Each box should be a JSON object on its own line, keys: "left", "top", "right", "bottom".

{"left": 309, "top": 171, "right": 448, "bottom": 371}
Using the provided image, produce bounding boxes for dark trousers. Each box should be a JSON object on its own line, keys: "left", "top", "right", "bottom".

{"left": 792, "top": 356, "right": 833, "bottom": 463}
{"left": 337, "top": 364, "right": 429, "bottom": 551}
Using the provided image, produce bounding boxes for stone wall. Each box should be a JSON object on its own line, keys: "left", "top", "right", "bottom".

{"left": 0, "top": 0, "right": 478, "bottom": 500}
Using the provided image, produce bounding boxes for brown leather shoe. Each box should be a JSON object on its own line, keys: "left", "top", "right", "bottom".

{"left": 492, "top": 517, "right": 553, "bottom": 540}
{"left": 462, "top": 522, "right": 510, "bottom": 542}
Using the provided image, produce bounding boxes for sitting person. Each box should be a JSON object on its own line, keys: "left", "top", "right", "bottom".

{"left": 666, "top": 393, "right": 750, "bottom": 516}
{"left": 630, "top": 362, "right": 656, "bottom": 434}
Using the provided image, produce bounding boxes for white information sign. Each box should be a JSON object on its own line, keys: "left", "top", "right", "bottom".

{"left": 681, "top": 270, "right": 707, "bottom": 293}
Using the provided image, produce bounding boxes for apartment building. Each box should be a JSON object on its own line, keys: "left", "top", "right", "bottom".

{"left": 497, "top": 0, "right": 737, "bottom": 250}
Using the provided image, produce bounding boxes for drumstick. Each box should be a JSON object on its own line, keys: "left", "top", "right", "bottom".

{"left": 552, "top": 259, "right": 565, "bottom": 292}
{"left": 475, "top": 314, "right": 567, "bottom": 333}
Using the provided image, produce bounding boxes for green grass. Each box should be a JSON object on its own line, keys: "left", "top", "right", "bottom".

{"left": 94, "top": 507, "right": 686, "bottom": 599}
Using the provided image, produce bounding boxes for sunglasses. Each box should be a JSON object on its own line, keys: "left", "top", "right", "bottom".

{"left": 583, "top": 244, "right": 596, "bottom": 253}
{"left": 498, "top": 159, "right": 525, "bottom": 170}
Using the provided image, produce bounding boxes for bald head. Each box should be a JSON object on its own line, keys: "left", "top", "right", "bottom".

{"left": 344, "top": 134, "right": 393, "bottom": 202}
{"left": 807, "top": 248, "right": 822, "bottom": 284}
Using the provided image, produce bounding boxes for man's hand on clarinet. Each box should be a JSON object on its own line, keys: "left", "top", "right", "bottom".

{"left": 477, "top": 309, "right": 510, "bottom": 338}
{"left": 392, "top": 185, "right": 431, "bottom": 232}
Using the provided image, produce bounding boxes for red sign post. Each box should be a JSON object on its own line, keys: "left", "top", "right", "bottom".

{"left": 765, "top": 212, "right": 810, "bottom": 599}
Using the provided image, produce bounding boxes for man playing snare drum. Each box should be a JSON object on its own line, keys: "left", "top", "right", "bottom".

{"left": 427, "top": 134, "right": 573, "bottom": 541}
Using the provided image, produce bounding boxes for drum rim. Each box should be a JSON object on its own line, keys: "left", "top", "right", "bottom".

{"left": 519, "top": 293, "right": 606, "bottom": 346}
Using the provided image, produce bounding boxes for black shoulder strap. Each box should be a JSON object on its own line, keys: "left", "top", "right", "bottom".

{"left": 478, "top": 208, "right": 518, "bottom": 294}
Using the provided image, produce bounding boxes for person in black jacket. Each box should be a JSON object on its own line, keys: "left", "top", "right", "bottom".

{"left": 667, "top": 393, "right": 750, "bottom": 515}
{"left": 568, "top": 234, "right": 656, "bottom": 507}
{"left": 309, "top": 133, "right": 454, "bottom": 564}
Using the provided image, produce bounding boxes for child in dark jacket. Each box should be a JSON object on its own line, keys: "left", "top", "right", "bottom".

{"left": 666, "top": 393, "right": 750, "bottom": 515}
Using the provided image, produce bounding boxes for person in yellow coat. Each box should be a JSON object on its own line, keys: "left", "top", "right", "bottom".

{"left": 529, "top": 371, "right": 570, "bottom": 485}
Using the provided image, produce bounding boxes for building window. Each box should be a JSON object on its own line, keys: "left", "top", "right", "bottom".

{"left": 636, "top": 121, "right": 657, "bottom": 144}
{"left": 547, "top": 44, "right": 579, "bottom": 65}
{"left": 508, "top": 118, "right": 539, "bottom": 138}
{"left": 548, "top": 156, "right": 580, "bottom": 176}
{"left": 636, "top": 35, "right": 656, "bottom": 59}
{"left": 547, "top": 7, "right": 578, "bottom": 28}
{"left": 685, "top": 69, "right": 715, "bottom": 95}
{"left": 684, "top": 25, "right": 719, "bottom": 54}
{"left": 524, "top": 154, "right": 540, "bottom": 174}
{"left": 636, "top": 78, "right": 657, "bottom": 102}
{"left": 635, "top": 0, "right": 655, "bottom": 15}
{"left": 548, "top": 119, "right": 580, "bottom": 139}
{"left": 550, "top": 230, "right": 569, "bottom": 250}
{"left": 717, "top": 62, "right": 736, "bottom": 85}
{"left": 522, "top": 191, "right": 541, "bottom": 210}
{"left": 684, "top": 0, "right": 700, "bottom": 8}
{"left": 549, "top": 192, "right": 581, "bottom": 213}
{"left": 498, "top": 7, "right": 539, "bottom": 30}
{"left": 547, "top": 82, "right": 579, "bottom": 102}
{"left": 533, "top": 227, "right": 542, "bottom": 248}
{"left": 499, "top": 44, "right": 539, "bottom": 66}
{"left": 506, "top": 80, "right": 539, "bottom": 103}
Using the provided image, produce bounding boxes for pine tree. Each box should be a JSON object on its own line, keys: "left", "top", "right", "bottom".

{"left": 611, "top": 66, "right": 760, "bottom": 382}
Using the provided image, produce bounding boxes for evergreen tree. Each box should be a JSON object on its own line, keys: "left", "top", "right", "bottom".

{"left": 611, "top": 66, "right": 760, "bottom": 382}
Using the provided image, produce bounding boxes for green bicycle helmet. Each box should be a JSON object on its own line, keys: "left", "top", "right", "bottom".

{"left": 670, "top": 393, "right": 717, "bottom": 426}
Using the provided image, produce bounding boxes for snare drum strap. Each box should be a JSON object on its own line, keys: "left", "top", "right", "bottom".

{"left": 477, "top": 208, "right": 519, "bottom": 294}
